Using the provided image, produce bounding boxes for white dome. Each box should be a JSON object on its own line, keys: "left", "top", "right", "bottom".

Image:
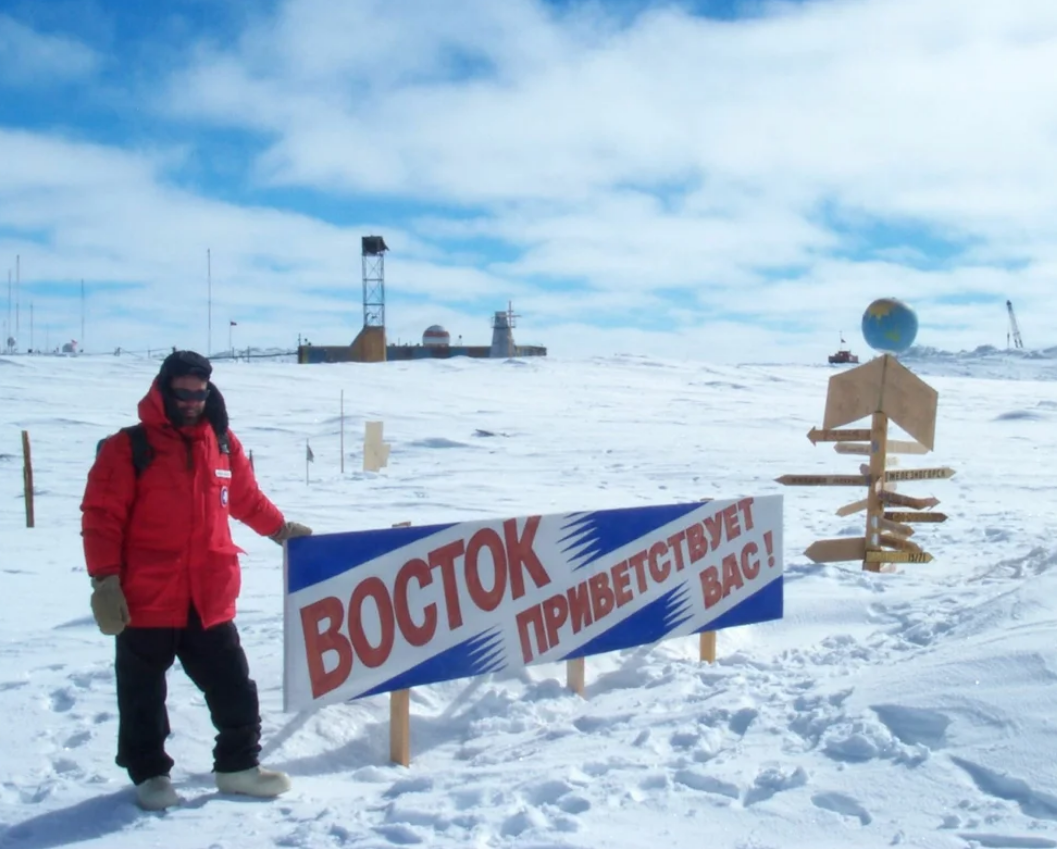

{"left": 423, "top": 325, "right": 450, "bottom": 347}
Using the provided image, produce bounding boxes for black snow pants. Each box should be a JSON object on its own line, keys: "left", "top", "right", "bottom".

{"left": 113, "top": 605, "right": 262, "bottom": 785}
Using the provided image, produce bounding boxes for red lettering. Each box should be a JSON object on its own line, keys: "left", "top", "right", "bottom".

{"left": 611, "top": 561, "right": 633, "bottom": 607}
{"left": 627, "top": 550, "right": 649, "bottom": 593}
{"left": 429, "top": 539, "right": 465, "bottom": 630}
{"left": 393, "top": 557, "right": 437, "bottom": 647}
{"left": 648, "top": 541, "right": 670, "bottom": 583}
{"left": 722, "top": 504, "right": 742, "bottom": 543}
{"left": 516, "top": 605, "right": 547, "bottom": 662}
{"left": 699, "top": 566, "right": 722, "bottom": 608}
{"left": 542, "top": 593, "right": 569, "bottom": 649}
{"left": 347, "top": 577, "right": 395, "bottom": 668}
{"left": 703, "top": 511, "right": 724, "bottom": 550}
{"left": 300, "top": 597, "right": 352, "bottom": 699}
{"left": 687, "top": 524, "right": 708, "bottom": 564}
{"left": 667, "top": 530, "right": 687, "bottom": 571}
{"left": 721, "top": 553, "right": 744, "bottom": 596}
{"left": 588, "top": 572, "right": 615, "bottom": 621}
{"left": 505, "top": 516, "right": 551, "bottom": 599}
{"left": 740, "top": 542, "right": 760, "bottom": 580}
{"left": 465, "top": 528, "right": 508, "bottom": 611}
{"left": 567, "top": 582, "right": 594, "bottom": 633}
{"left": 737, "top": 497, "right": 756, "bottom": 531}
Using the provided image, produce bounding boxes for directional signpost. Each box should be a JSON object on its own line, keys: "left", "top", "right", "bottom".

{"left": 779, "top": 352, "right": 955, "bottom": 572}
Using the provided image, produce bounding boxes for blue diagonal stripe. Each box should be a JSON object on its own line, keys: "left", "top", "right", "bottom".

{"left": 286, "top": 523, "right": 458, "bottom": 593}
{"left": 557, "top": 502, "right": 709, "bottom": 571}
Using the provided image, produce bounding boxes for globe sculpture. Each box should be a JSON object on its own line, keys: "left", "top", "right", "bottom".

{"left": 861, "top": 297, "right": 918, "bottom": 354}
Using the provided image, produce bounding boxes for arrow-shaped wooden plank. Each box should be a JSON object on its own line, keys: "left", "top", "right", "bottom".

{"left": 807, "top": 427, "right": 872, "bottom": 444}
{"left": 836, "top": 497, "right": 869, "bottom": 517}
{"left": 883, "top": 511, "right": 948, "bottom": 523}
{"left": 835, "top": 440, "right": 929, "bottom": 455}
{"left": 776, "top": 474, "right": 869, "bottom": 486}
{"left": 879, "top": 491, "right": 940, "bottom": 510}
{"left": 804, "top": 537, "right": 866, "bottom": 563}
{"left": 865, "top": 550, "right": 934, "bottom": 564}
{"left": 823, "top": 354, "right": 938, "bottom": 450}
{"left": 884, "top": 466, "right": 956, "bottom": 482}
{"left": 878, "top": 534, "right": 923, "bottom": 553}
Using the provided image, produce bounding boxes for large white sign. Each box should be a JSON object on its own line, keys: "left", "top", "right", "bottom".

{"left": 283, "top": 496, "right": 783, "bottom": 712}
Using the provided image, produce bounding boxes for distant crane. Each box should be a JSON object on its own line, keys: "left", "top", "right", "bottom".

{"left": 1006, "top": 300, "right": 1024, "bottom": 349}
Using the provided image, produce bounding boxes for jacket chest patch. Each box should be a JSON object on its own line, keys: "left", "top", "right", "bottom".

{"left": 215, "top": 469, "right": 232, "bottom": 479}
{"left": 220, "top": 486, "right": 229, "bottom": 507}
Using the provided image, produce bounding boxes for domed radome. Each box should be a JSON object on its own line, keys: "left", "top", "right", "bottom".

{"left": 422, "top": 325, "right": 450, "bottom": 347}
{"left": 862, "top": 298, "right": 918, "bottom": 354}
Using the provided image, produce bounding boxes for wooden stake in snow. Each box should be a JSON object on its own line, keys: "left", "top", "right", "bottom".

{"left": 364, "top": 421, "right": 390, "bottom": 472}
{"left": 22, "top": 430, "right": 34, "bottom": 528}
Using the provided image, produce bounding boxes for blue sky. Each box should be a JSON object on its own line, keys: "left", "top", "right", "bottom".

{"left": 2, "top": 0, "right": 1056, "bottom": 361}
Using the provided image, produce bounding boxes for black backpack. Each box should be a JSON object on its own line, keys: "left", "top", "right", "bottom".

{"left": 96, "top": 424, "right": 229, "bottom": 478}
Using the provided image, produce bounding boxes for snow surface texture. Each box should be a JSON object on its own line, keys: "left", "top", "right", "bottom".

{"left": 1, "top": 350, "right": 1056, "bottom": 849}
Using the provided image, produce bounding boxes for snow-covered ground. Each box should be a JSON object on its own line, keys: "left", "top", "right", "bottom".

{"left": 1, "top": 348, "right": 1056, "bottom": 849}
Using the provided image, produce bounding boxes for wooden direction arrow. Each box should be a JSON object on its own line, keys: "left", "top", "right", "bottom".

{"left": 865, "top": 550, "right": 934, "bottom": 564}
{"left": 777, "top": 474, "right": 869, "bottom": 486}
{"left": 805, "top": 537, "right": 866, "bottom": 563}
{"left": 884, "top": 466, "right": 956, "bottom": 482}
{"left": 807, "top": 427, "right": 871, "bottom": 444}
{"left": 836, "top": 440, "right": 928, "bottom": 456}
{"left": 884, "top": 511, "right": 948, "bottom": 523}
{"left": 878, "top": 491, "right": 939, "bottom": 510}
{"left": 836, "top": 497, "right": 868, "bottom": 517}
{"left": 823, "top": 354, "right": 938, "bottom": 450}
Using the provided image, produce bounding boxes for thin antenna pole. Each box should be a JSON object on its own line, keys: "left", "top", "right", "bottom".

{"left": 81, "top": 279, "right": 85, "bottom": 351}
{"left": 30, "top": 302, "right": 34, "bottom": 351}
{"left": 15, "top": 254, "right": 20, "bottom": 340}
{"left": 5, "top": 269, "right": 10, "bottom": 351}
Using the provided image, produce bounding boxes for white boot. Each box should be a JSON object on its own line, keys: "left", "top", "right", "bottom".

{"left": 135, "top": 775, "right": 181, "bottom": 811}
{"left": 215, "top": 765, "right": 291, "bottom": 798}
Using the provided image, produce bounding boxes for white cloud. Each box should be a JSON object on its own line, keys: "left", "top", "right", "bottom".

{"left": 0, "top": 14, "right": 99, "bottom": 85}
{"left": 4, "top": 0, "right": 1057, "bottom": 361}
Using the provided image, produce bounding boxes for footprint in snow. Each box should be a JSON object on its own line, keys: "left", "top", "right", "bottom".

{"left": 811, "top": 791, "right": 872, "bottom": 825}
{"left": 49, "top": 688, "right": 75, "bottom": 712}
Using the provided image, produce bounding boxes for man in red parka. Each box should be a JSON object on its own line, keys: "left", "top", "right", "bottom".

{"left": 81, "top": 350, "right": 312, "bottom": 811}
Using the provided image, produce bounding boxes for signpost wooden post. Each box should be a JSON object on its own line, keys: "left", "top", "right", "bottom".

{"left": 779, "top": 354, "right": 954, "bottom": 571}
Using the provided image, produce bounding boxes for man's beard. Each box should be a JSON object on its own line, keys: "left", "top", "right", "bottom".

{"left": 166, "top": 400, "right": 204, "bottom": 427}
{"left": 174, "top": 408, "right": 203, "bottom": 426}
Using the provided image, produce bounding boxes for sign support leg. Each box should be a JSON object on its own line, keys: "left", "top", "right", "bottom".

{"left": 864, "top": 411, "right": 888, "bottom": 572}
{"left": 566, "top": 657, "right": 585, "bottom": 697}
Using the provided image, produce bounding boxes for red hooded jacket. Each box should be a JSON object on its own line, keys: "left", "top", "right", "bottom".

{"left": 80, "top": 379, "right": 284, "bottom": 629}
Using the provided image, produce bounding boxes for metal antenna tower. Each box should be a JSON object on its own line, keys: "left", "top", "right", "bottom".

{"left": 361, "top": 236, "right": 389, "bottom": 328}
{"left": 1006, "top": 299, "right": 1024, "bottom": 349}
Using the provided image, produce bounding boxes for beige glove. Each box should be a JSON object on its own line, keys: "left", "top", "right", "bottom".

{"left": 90, "top": 575, "right": 131, "bottom": 635}
{"left": 270, "top": 521, "right": 313, "bottom": 545}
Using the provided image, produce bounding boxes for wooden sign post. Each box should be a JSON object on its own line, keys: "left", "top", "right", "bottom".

{"left": 22, "top": 430, "right": 34, "bottom": 529}
{"left": 779, "top": 354, "right": 954, "bottom": 571}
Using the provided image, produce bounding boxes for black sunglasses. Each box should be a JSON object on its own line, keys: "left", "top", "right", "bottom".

{"left": 172, "top": 387, "right": 210, "bottom": 402}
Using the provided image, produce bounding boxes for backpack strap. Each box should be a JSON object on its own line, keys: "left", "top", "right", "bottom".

{"left": 121, "top": 424, "right": 154, "bottom": 478}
